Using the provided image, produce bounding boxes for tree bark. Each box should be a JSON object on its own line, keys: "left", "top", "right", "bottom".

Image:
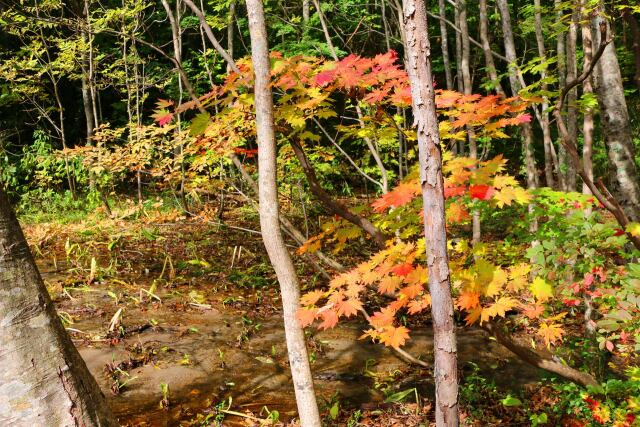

{"left": 564, "top": 8, "right": 578, "bottom": 191}
{"left": 496, "top": 0, "right": 538, "bottom": 192}
{"left": 533, "top": 0, "right": 556, "bottom": 188}
{"left": 438, "top": 0, "right": 453, "bottom": 90}
{"left": 593, "top": 4, "right": 640, "bottom": 222}
{"left": 482, "top": 322, "right": 598, "bottom": 387}
{"left": 581, "top": 1, "right": 594, "bottom": 197}
{"left": 478, "top": 0, "right": 505, "bottom": 96}
{"left": 245, "top": 0, "right": 322, "bottom": 425}
{"left": 401, "top": 0, "right": 459, "bottom": 424}
{"left": 621, "top": 6, "right": 640, "bottom": 91}
{"left": 0, "top": 188, "right": 118, "bottom": 426}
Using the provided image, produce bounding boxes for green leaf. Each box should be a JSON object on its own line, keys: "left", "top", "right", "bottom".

{"left": 501, "top": 395, "right": 522, "bottom": 407}
{"left": 384, "top": 388, "right": 416, "bottom": 403}
{"left": 189, "top": 112, "right": 211, "bottom": 136}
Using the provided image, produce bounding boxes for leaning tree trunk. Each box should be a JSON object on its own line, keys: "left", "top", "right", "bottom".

{"left": 401, "top": 0, "right": 459, "bottom": 425}
{"left": 0, "top": 189, "right": 117, "bottom": 426}
{"left": 245, "top": 0, "right": 322, "bottom": 425}
{"left": 593, "top": 4, "right": 640, "bottom": 222}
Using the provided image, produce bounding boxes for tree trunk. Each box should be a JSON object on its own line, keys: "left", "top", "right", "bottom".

{"left": 0, "top": 188, "right": 117, "bottom": 426}
{"left": 457, "top": 0, "right": 481, "bottom": 244}
{"left": 593, "top": 4, "right": 640, "bottom": 222}
{"left": 581, "top": 1, "right": 595, "bottom": 198}
{"left": 478, "top": 0, "right": 505, "bottom": 96}
{"left": 438, "top": 0, "right": 453, "bottom": 90}
{"left": 496, "top": 0, "right": 538, "bottom": 192}
{"left": 401, "top": 0, "right": 459, "bottom": 424}
{"left": 482, "top": 322, "right": 597, "bottom": 387}
{"left": 533, "top": 0, "right": 555, "bottom": 188}
{"left": 227, "top": 1, "right": 236, "bottom": 73}
{"left": 245, "top": 0, "right": 322, "bottom": 425}
{"left": 621, "top": 6, "right": 640, "bottom": 91}
{"left": 564, "top": 8, "right": 578, "bottom": 191}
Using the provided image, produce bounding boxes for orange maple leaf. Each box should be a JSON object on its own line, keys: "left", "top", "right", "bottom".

{"left": 336, "top": 298, "right": 363, "bottom": 318}
{"left": 371, "top": 181, "right": 419, "bottom": 212}
{"left": 318, "top": 309, "right": 339, "bottom": 330}
{"left": 379, "top": 325, "right": 410, "bottom": 348}
{"left": 296, "top": 308, "right": 318, "bottom": 327}
{"left": 456, "top": 291, "right": 480, "bottom": 311}
{"left": 377, "top": 275, "right": 403, "bottom": 294}
{"left": 369, "top": 306, "right": 396, "bottom": 328}
{"left": 522, "top": 304, "right": 545, "bottom": 320}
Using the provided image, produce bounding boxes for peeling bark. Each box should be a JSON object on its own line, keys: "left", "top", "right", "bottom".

{"left": 401, "top": 0, "right": 459, "bottom": 424}
{"left": 0, "top": 189, "right": 117, "bottom": 426}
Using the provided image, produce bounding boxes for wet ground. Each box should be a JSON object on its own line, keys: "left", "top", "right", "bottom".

{"left": 30, "top": 214, "right": 542, "bottom": 426}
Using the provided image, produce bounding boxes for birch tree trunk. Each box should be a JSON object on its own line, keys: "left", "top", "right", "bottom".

{"left": 401, "top": 0, "right": 459, "bottom": 424}
{"left": 0, "top": 188, "right": 117, "bottom": 426}
{"left": 245, "top": 0, "right": 322, "bottom": 425}
{"left": 593, "top": 4, "right": 640, "bottom": 222}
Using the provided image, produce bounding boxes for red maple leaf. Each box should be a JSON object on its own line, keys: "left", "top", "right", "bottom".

{"left": 371, "top": 181, "right": 419, "bottom": 212}
{"left": 469, "top": 185, "right": 495, "bottom": 200}
{"left": 444, "top": 186, "right": 467, "bottom": 199}
{"left": 391, "top": 262, "right": 414, "bottom": 277}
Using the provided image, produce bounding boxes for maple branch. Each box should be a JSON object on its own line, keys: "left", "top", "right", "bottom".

{"left": 311, "top": 117, "right": 384, "bottom": 191}
{"left": 290, "top": 139, "right": 389, "bottom": 248}
{"left": 481, "top": 322, "right": 598, "bottom": 388}
{"left": 359, "top": 308, "right": 430, "bottom": 368}
{"left": 229, "top": 154, "right": 346, "bottom": 272}
{"left": 182, "top": 0, "right": 241, "bottom": 75}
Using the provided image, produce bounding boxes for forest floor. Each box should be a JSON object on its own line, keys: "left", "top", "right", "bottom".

{"left": 23, "top": 197, "right": 544, "bottom": 426}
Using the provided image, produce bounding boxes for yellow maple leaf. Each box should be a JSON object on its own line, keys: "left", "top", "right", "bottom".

{"left": 493, "top": 186, "right": 517, "bottom": 208}
{"left": 507, "top": 263, "right": 531, "bottom": 291}
{"left": 530, "top": 277, "right": 553, "bottom": 302}
{"left": 484, "top": 267, "right": 508, "bottom": 297}
{"left": 300, "top": 290, "right": 326, "bottom": 307}
{"left": 493, "top": 175, "right": 519, "bottom": 189}
{"left": 626, "top": 222, "right": 640, "bottom": 237}
{"left": 537, "top": 322, "right": 564, "bottom": 348}
{"left": 481, "top": 297, "right": 518, "bottom": 323}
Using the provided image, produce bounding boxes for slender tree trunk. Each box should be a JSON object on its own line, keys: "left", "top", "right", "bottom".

{"left": 458, "top": 0, "right": 481, "bottom": 244}
{"left": 496, "top": 0, "right": 538, "bottom": 192}
{"left": 438, "top": 0, "right": 453, "bottom": 90}
{"left": 564, "top": 8, "right": 578, "bottom": 191}
{"left": 621, "top": 7, "right": 640, "bottom": 90}
{"left": 0, "top": 188, "right": 118, "bottom": 426}
{"left": 581, "top": 2, "right": 595, "bottom": 197}
{"left": 227, "top": 1, "right": 236, "bottom": 73}
{"left": 478, "top": 0, "right": 504, "bottom": 96}
{"left": 303, "top": 0, "right": 310, "bottom": 23}
{"left": 245, "top": 0, "right": 322, "bottom": 425}
{"left": 401, "top": 0, "right": 459, "bottom": 424}
{"left": 533, "top": 0, "right": 555, "bottom": 188}
{"left": 593, "top": 4, "right": 640, "bottom": 221}
{"left": 555, "top": 0, "right": 570, "bottom": 190}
